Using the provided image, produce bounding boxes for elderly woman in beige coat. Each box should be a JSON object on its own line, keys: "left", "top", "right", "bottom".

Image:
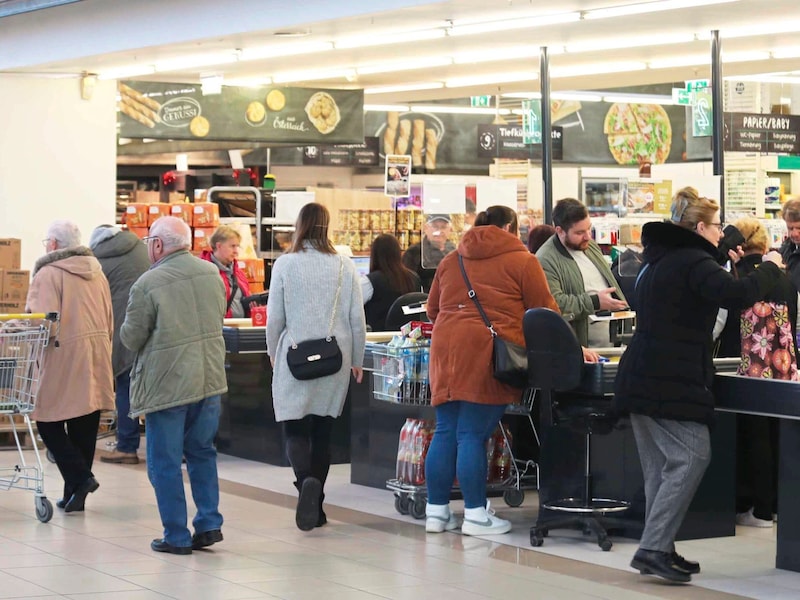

{"left": 27, "top": 220, "right": 114, "bottom": 513}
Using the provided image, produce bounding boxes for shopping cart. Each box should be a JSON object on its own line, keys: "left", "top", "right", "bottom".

{"left": 371, "top": 343, "right": 539, "bottom": 520}
{"left": 0, "top": 312, "right": 59, "bottom": 523}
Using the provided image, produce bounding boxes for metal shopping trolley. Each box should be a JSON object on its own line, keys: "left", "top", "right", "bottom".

{"left": 371, "top": 343, "right": 539, "bottom": 520}
{"left": 0, "top": 312, "right": 59, "bottom": 523}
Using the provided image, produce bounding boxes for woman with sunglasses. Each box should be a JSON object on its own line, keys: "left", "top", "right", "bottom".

{"left": 614, "top": 187, "right": 785, "bottom": 584}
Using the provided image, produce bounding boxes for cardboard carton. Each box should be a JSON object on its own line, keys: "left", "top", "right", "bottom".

{"left": 124, "top": 204, "right": 149, "bottom": 228}
{"left": 192, "top": 228, "right": 215, "bottom": 252}
{"left": 2, "top": 270, "right": 29, "bottom": 302}
{"left": 0, "top": 301, "right": 25, "bottom": 315}
{"left": 147, "top": 203, "right": 172, "bottom": 226}
{"left": 128, "top": 227, "right": 149, "bottom": 240}
{"left": 0, "top": 239, "right": 21, "bottom": 270}
{"left": 237, "top": 258, "right": 265, "bottom": 283}
{"left": 248, "top": 281, "right": 265, "bottom": 294}
{"left": 192, "top": 203, "right": 220, "bottom": 228}
{"left": 170, "top": 203, "right": 194, "bottom": 225}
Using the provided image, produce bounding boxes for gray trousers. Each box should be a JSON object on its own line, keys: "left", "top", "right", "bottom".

{"left": 630, "top": 414, "right": 711, "bottom": 553}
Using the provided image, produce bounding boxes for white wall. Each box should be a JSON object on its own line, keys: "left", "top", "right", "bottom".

{"left": 0, "top": 76, "right": 117, "bottom": 270}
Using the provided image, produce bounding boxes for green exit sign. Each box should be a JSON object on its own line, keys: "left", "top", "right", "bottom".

{"left": 686, "top": 78, "right": 710, "bottom": 92}
{"left": 471, "top": 95, "right": 492, "bottom": 108}
{"left": 673, "top": 88, "right": 693, "bottom": 105}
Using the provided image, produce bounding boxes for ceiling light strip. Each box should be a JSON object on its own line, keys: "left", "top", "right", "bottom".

{"left": 447, "top": 12, "right": 580, "bottom": 36}
{"left": 364, "top": 82, "right": 445, "bottom": 95}
{"left": 584, "top": 0, "right": 740, "bottom": 20}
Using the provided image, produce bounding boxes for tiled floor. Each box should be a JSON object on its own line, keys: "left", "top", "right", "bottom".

{"left": 0, "top": 440, "right": 792, "bottom": 599}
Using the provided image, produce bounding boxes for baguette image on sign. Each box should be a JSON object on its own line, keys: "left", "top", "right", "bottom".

{"left": 604, "top": 103, "right": 672, "bottom": 165}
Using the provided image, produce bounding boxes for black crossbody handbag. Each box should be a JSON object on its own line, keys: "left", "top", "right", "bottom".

{"left": 458, "top": 254, "right": 529, "bottom": 389}
{"left": 286, "top": 256, "right": 344, "bottom": 380}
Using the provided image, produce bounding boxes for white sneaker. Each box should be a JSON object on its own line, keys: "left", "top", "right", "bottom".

{"left": 736, "top": 508, "right": 773, "bottom": 528}
{"left": 461, "top": 502, "right": 511, "bottom": 536}
{"left": 425, "top": 503, "right": 459, "bottom": 533}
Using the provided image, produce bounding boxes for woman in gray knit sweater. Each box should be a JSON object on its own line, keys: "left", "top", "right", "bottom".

{"left": 267, "top": 203, "right": 366, "bottom": 531}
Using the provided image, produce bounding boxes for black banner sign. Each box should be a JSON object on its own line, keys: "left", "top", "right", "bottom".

{"left": 723, "top": 112, "right": 800, "bottom": 155}
{"left": 118, "top": 81, "right": 364, "bottom": 144}
{"left": 302, "top": 137, "right": 379, "bottom": 166}
{"left": 477, "top": 125, "right": 563, "bottom": 160}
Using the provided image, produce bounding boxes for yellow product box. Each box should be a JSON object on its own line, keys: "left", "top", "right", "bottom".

{"left": 2, "top": 270, "right": 29, "bottom": 302}
{"left": 0, "top": 239, "right": 21, "bottom": 270}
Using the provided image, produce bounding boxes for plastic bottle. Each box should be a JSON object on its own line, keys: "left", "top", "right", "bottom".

{"left": 411, "top": 422, "right": 427, "bottom": 485}
{"left": 418, "top": 345, "right": 430, "bottom": 400}
{"left": 396, "top": 419, "right": 414, "bottom": 482}
{"left": 404, "top": 419, "right": 421, "bottom": 484}
{"left": 495, "top": 426, "right": 514, "bottom": 483}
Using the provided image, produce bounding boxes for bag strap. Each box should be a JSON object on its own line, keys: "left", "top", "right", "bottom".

{"left": 457, "top": 254, "right": 496, "bottom": 337}
{"left": 225, "top": 272, "right": 239, "bottom": 314}
{"left": 288, "top": 255, "right": 344, "bottom": 348}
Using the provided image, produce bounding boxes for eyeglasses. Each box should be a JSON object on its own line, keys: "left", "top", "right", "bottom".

{"left": 41, "top": 238, "right": 50, "bottom": 247}
{"left": 708, "top": 222, "right": 724, "bottom": 232}
{"left": 141, "top": 236, "right": 161, "bottom": 244}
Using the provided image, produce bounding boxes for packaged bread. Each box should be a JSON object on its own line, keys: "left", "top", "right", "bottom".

{"left": 383, "top": 111, "right": 399, "bottom": 155}
{"left": 424, "top": 128, "right": 438, "bottom": 171}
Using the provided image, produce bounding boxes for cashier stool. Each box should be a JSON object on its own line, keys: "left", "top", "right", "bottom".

{"left": 523, "top": 307, "right": 629, "bottom": 551}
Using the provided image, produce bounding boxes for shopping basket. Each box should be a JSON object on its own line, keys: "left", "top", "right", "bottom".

{"left": 0, "top": 312, "right": 59, "bottom": 523}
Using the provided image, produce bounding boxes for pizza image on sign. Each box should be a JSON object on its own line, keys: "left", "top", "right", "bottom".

{"left": 604, "top": 103, "right": 672, "bottom": 165}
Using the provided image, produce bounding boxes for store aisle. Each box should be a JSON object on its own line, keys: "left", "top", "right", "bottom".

{"left": 0, "top": 444, "right": 785, "bottom": 599}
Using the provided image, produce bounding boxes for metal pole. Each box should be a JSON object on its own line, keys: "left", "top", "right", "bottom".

{"left": 540, "top": 46, "right": 553, "bottom": 225}
{"left": 711, "top": 29, "right": 725, "bottom": 219}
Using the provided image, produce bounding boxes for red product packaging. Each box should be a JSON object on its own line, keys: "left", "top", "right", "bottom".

{"left": 410, "top": 321, "right": 433, "bottom": 338}
{"left": 250, "top": 305, "right": 267, "bottom": 327}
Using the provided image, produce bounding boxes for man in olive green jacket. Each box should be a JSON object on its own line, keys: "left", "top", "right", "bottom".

{"left": 536, "top": 198, "right": 627, "bottom": 347}
{"left": 121, "top": 216, "right": 227, "bottom": 556}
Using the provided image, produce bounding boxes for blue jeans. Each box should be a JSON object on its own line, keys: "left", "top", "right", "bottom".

{"left": 425, "top": 401, "right": 507, "bottom": 509}
{"left": 145, "top": 396, "right": 223, "bottom": 548}
{"left": 115, "top": 370, "right": 140, "bottom": 453}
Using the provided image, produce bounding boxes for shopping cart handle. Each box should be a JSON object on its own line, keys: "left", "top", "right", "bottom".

{"left": 0, "top": 312, "right": 59, "bottom": 322}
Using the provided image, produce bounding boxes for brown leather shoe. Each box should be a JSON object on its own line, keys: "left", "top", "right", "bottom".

{"left": 100, "top": 450, "right": 139, "bottom": 464}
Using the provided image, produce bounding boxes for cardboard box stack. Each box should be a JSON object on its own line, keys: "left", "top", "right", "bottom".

{"left": 238, "top": 258, "right": 266, "bottom": 294}
{"left": 0, "top": 239, "right": 28, "bottom": 313}
{"left": 124, "top": 201, "right": 221, "bottom": 251}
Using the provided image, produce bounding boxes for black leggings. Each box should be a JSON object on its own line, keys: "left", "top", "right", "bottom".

{"left": 283, "top": 415, "right": 334, "bottom": 489}
{"left": 37, "top": 410, "right": 101, "bottom": 498}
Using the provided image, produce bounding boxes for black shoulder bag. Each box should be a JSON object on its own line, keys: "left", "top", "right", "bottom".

{"left": 457, "top": 254, "right": 528, "bottom": 389}
{"left": 285, "top": 256, "right": 344, "bottom": 380}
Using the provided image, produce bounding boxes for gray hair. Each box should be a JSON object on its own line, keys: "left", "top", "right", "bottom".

{"left": 149, "top": 216, "right": 191, "bottom": 252}
{"left": 47, "top": 220, "right": 81, "bottom": 249}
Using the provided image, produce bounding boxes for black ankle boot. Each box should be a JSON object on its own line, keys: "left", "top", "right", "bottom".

{"left": 631, "top": 549, "right": 691, "bottom": 583}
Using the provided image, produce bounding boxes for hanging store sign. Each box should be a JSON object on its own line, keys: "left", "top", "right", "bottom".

{"left": 477, "top": 124, "right": 563, "bottom": 160}
{"left": 692, "top": 89, "right": 713, "bottom": 138}
{"left": 723, "top": 112, "right": 800, "bottom": 154}
{"left": 521, "top": 99, "right": 542, "bottom": 144}
{"left": 118, "top": 81, "right": 364, "bottom": 144}
{"left": 302, "top": 137, "right": 379, "bottom": 166}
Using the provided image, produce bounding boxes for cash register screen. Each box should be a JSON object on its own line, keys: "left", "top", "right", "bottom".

{"left": 351, "top": 256, "right": 371, "bottom": 278}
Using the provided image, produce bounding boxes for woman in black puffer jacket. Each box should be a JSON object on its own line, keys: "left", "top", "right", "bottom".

{"left": 614, "top": 187, "right": 784, "bottom": 584}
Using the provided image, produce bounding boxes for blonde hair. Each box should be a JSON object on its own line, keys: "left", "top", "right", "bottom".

{"left": 210, "top": 225, "right": 241, "bottom": 250}
{"left": 733, "top": 217, "right": 768, "bottom": 253}
{"left": 670, "top": 186, "right": 719, "bottom": 230}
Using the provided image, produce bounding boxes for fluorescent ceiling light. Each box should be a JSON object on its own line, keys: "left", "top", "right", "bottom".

{"left": 239, "top": 42, "right": 333, "bottom": 60}
{"left": 735, "top": 75, "right": 800, "bottom": 84}
{"left": 502, "top": 92, "right": 541, "bottom": 99}
{"left": 356, "top": 57, "right": 451, "bottom": 76}
{"left": 453, "top": 45, "right": 540, "bottom": 64}
{"left": 553, "top": 92, "right": 603, "bottom": 102}
{"left": 272, "top": 68, "right": 356, "bottom": 84}
{"left": 648, "top": 55, "right": 706, "bottom": 69}
{"left": 364, "top": 104, "right": 411, "bottom": 112}
{"left": 602, "top": 93, "right": 676, "bottom": 105}
{"left": 584, "top": 0, "right": 739, "bottom": 20}
{"left": 335, "top": 29, "right": 445, "bottom": 49}
{"left": 772, "top": 46, "right": 800, "bottom": 59}
{"left": 445, "top": 71, "right": 538, "bottom": 88}
{"left": 447, "top": 12, "right": 580, "bottom": 36}
{"left": 222, "top": 77, "right": 272, "bottom": 87}
{"left": 719, "top": 20, "right": 800, "bottom": 39}
{"left": 154, "top": 53, "right": 238, "bottom": 72}
{"left": 364, "top": 82, "right": 445, "bottom": 94}
{"left": 566, "top": 33, "right": 696, "bottom": 53}
{"left": 410, "top": 105, "right": 511, "bottom": 115}
{"left": 552, "top": 61, "right": 646, "bottom": 78}
{"left": 725, "top": 51, "right": 771, "bottom": 62}
{"left": 97, "top": 65, "right": 156, "bottom": 80}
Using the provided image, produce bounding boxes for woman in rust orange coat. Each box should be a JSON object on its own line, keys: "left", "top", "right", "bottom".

{"left": 424, "top": 206, "right": 595, "bottom": 536}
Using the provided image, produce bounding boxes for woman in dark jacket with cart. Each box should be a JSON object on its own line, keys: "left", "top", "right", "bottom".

{"left": 362, "top": 234, "right": 421, "bottom": 330}
{"left": 614, "top": 187, "right": 784, "bottom": 584}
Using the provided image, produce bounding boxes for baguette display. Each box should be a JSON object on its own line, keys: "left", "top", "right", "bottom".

{"left": 395, "top": 119, "right": 411, "bottom": 155}
{"left": 118, "top": 83, "right": 162, "bottom": 129}
{"left": 424, "top": 127, "right": 438, "bottom": 171}
{"left": 383, "top": 111, "right": 399, "bottom": 155}
{"left": 411, "top": 119, "right": 425, "bottom": 167}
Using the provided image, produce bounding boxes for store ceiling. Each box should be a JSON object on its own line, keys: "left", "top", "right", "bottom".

{"left": 9, "top": 0, "right": 800, "bottom": 108}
